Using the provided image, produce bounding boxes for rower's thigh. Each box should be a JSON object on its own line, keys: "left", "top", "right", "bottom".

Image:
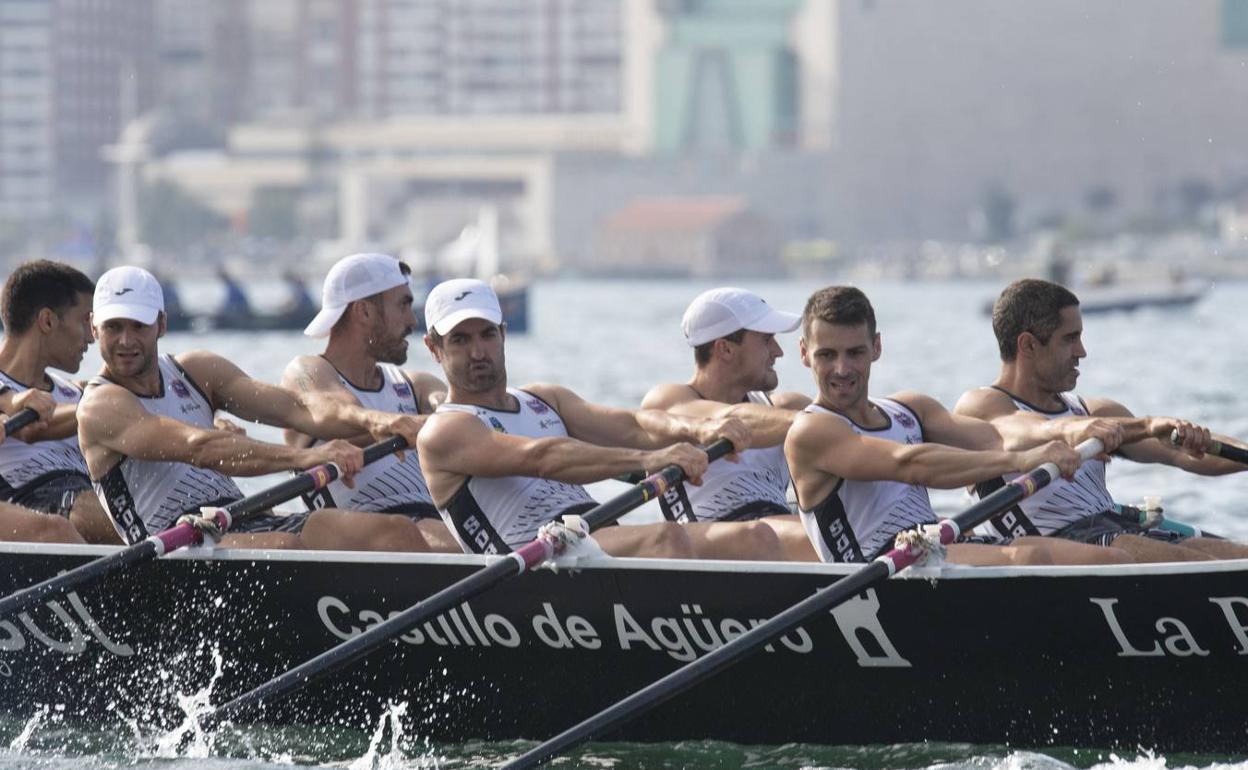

{"left": 1178, "top": 537, "right": 1248, "bottom": 560}
{"left": 946, "top": 542, "right": 1047, "bottom": 566}
{"left": 70, "top": 493, "right": 123, "bottom": 545}
{"left": 0, "top": 502, "right": 83, "bottom": 544}
{"left": 1012, "top": 536, "right": 1134, "bottom": 565}
{"left": 682, "top": 520, "right": 782, "bottom": 561}
{"left": 415, "top": 518, "right": 461, "bottom": 553}
{"left": 761, "top": 514, "right": 819, "bottom": 562}
{"left": 302, "top": 509, "right": 429, "bottom": 552}
{"left": 1111, "top": 534, "right": 1214, "bottom": 562}
{"left": 595, "top": 522, "right": 694, "bottom": 559}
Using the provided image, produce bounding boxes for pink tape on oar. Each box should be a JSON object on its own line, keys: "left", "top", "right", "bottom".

{"left": 306, "top": 463, "right": 339, "bottom": 490}
{"left": 510, "top": 539, "right": 556, "bottom": 573}
{"left": 150, "top": 508, "right": 232, "bottom": 556}
{"left": 875, "top": 520, "right": 959, "bottom": 576}
{"left": 637, "top": 472, "right": 673, "bottom": 503}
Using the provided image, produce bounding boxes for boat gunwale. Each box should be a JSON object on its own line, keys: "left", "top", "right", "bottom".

{"left": 0, "top": 541, "right": 1244, "bottom": 581}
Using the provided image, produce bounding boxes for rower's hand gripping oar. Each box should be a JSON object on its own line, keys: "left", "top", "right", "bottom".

{"left": 1170, "top": 428, "right": 1248, "bottom": 465}
{"left": 1, "top": 409, "right": 40, "bottom": 437}
{"left": 0, "top": 435, "right": 408, "bottom": 622}
{"left": 503, "top": 438, "right": 1105, "bottom": 770}
{"left": 198, "top": 438, "right": 736, "bottom": 731}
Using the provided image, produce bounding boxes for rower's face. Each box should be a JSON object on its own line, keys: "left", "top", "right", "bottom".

{"left": 48, "top": 292, "right": 93, "bottom": 373}
{"left": 731, "top": 330, "right": 784, "bottom": 392}
{"left": 426, "top": 317, "right": 506, "bottom": 393}
{"left": 94, "top": 315, "right": 163, "bottom": 379}
{"left": 366, "top": 284, "right": 417, "bottom": 365}
{"left": 1032, "top": 306, "right": 1085, "bottom": 392}
{"left": 800, "top": 320, "right": 879, "bottom": 411}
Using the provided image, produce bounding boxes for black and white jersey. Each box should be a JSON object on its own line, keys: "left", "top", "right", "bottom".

{"left": 971, "top": 387, "right": 1113, "bottom": 540}
{"left": 302, "top": 362, "right": 434, "bottom": 514}
{"left": 797, "top": 398, "right": 936, "bottom": 562}
{"left": 0, "top": 369, "right": 88, "bottom": 497}
{"left": 658, "top": 391, "right": 791, "bottom": 522}
{"left": 434, "top": 389, "right": 596, "bottom": 554}
{"left": 89, "top": 355, "right": 242, "bottom": 544}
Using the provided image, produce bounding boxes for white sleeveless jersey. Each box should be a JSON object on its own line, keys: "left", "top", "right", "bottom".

{"left": 971, "top": 388, "right": 1113, "bottom": 539}
{"left": 0, "top": 369, "right": 88, "bottom": 495}
{"left": 435, "top": 389, "right": 596, "bottom": 554}
{"left": 659, "top": 391, "right": 790, "bottom": 522}
{"left": 798, "top": 398, "right": 936, "bottom": 562}
{"left": 302, "top": 363, "right": 435, "bottom": 514}
{"left": 91, "top": 355, "right": 242, "bottom": 544}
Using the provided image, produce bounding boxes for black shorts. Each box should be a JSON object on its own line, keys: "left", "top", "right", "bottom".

{"left": 190, "top": 498, "right": 309, "bottom": 535}
{"left": 718, "top": 501, "right": 791, "bottom": 522}
{"left": 377, "top": 502, "right": 442, "bottom": 522}
{"left": 1054, "top": 511, "right": 1188, "bottom": 547}
{"left": 9, "top": 472, "right": 92, "bottom": 516}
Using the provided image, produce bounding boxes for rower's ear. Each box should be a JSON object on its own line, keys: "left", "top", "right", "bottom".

{"left": 36, "top": 307, "right": 56, "bottom": 334}
{"left": 1017, "top": 331, "right": 1037, "bottom": 357}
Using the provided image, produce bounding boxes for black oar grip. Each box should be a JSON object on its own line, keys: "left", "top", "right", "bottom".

{"left": 363, "top": 435, "right": 408, "bottom": 463}
{"left": 1172, "top": 429, "right": 1248, "bottom": 465}
{"left": 703, "top": 437, "right": 736, "bottom": 463}
{"left": 2, "top": 408, "right": 39, "bottom": 435}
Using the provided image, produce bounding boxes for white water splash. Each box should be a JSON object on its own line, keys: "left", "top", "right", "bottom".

{"left": 1092, "top": 750, "right": 1248, "bottom": 770}
{"left": 8, "top": 704, "right": 48, "bottom": 752}
{"left": 149, "top": 645, "right": 227, "bottom": 758}
{"left": 347, "top": 701, "right": 447, "bottom": 770}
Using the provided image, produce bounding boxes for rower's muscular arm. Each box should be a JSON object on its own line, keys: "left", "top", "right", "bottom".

{"left": 77, "top": 383, "right": 332, "bottom": 477}
{"left": 417, "top": 411, "right": 708, "bottom": 503}
{"left": 530, "top": 383, "right": 750, "bottom": 451}
{"left": 0, "top": 387, "right": 76, "bottom": 440}
{"left": 407, "top": 370, "right": 447, "bottom": 413}
{"left": 788, "top": 408, "right": 1078, "bottom": 490}
{"left": 280, "top": 355, "right": 361, "bottom": 447}
{"left": 1086, "top": 397, "right": 1247, "bottom": 475}
{"left": 954, "top": 387, "right": 1126, "bottom": 454}
{"left": 182, "top": 350, "right": 423, "bottom": 447}
{"left": 641, "top": 383, "right": 801, "bottom": 447}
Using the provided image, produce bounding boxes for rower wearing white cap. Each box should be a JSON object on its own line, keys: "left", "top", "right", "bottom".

{"left": 641, "top": 288, "right": 815, "bottom": 561}
{"left": 417, "top": 278, "right": 751, "bottom": 558}
{"left": 282, "top": 253, "right": 457, "bottom": 551}
{"left": 77, "top": 265, "right": 434, "bottom": 552}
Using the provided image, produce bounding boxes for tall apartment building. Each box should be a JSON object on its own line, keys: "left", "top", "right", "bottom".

{"left": 0, "top": 0, "right": 153, "bottom": 221}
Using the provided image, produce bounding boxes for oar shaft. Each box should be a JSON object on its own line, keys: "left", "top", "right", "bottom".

{"left": 203, "top": 438, "right": 736, "bottom": 728}
{"left": 3, "top": 409, "right": 39, "bottom": 435}
{"left": 505, "top": 439, "right": 1102, "bottom": 770}
{"left": 1169, "top": 429, "right": 1248, "bottom": 466}
{"left": 0, "top": 541, "right": 159, "bottom": 619}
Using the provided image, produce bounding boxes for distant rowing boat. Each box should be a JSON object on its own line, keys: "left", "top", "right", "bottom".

{"left": 0, "top": 543, "right": 1243, "bottom": 752}
{"left": 982, "top": 280, "right": 1210, "bottom": 316}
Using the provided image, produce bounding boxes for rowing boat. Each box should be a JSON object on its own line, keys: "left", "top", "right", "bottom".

{"left": 0, "top": 542, "right": 1243, "bottom": 751}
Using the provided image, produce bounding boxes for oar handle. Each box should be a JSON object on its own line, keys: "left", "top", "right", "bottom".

{"left": 1170, "top": 429, "right": 1248, "bottom": 465}
{"left": 0, "top": 435, "right": 411, "bottom": 623}
{"left": 2, "top": 408, "right": 39, "bottom": 436}
{"left": 501, "top": 437, "right": 1101, "bottom": 770}
{"left": 202, "top": 437, "right": 736, "bottom": 730}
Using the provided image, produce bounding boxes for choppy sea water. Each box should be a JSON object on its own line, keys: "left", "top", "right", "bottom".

{"left": 19, "top": 278, "right": 1248, "bottom": 768}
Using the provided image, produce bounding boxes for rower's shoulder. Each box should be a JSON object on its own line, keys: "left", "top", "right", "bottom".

{"left": 952, "top": 385, "right": 1016, "bottom": 419}
{"left": 767, "top": 390, "right": 811, "bottom": 410}
{"left": 77, "top": 380, "right": 140, "bottom": 428}
{"left": 641, "top": 382, "right": 695, "bottom": 409}
{"left": 281, "top": 354, "right": 336, "bottom": 390}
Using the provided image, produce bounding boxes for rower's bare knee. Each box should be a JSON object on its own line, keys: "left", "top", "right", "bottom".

{"left": 1112, "top": 534, "right": 1214, "bottom": 562}
{"left": 642, "top": 522, "right": 695, "bottom": 559}
{"left": 1013, "top": 536, "right": 1134, "bottom": 565}
{"left": 0, "top": 503, "right": 84, "bottom": 544}
{"left": 686, "top": 520, "right": 783, "bottom": 561}
{"left": 303, "top": 509, "right": 429, "bottom": 552}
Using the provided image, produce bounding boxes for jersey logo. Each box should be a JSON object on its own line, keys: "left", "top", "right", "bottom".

{"left": 488, "top": 416, "right": 506, "bottom": 433}
{"left": 170, "top": 380, "right": 190, "bottom": 398}
{"left": 393, "top": 383, "right": 412, "bottom": 399}
{"left": 56, "top": 385, "right": 77, "bottom": 398}
{"left": 894, "top": 410, "right": 915, "bottom": 429}
{"left": 525, "top": 397, "right": 549, "bottom": 415}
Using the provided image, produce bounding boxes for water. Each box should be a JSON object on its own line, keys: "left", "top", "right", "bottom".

{"left": 24, "top": 278, "right": 1248, "bottom": 768}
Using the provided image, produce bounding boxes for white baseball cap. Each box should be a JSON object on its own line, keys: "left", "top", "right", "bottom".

{"left": 304, "top": 253, "right": 409, "bottom": 338}
{"left": 425, "top": 278, "right": 502, "bottom": 336}
{"left": 94, "top": 266, "right": 164, "bottom": 325}
{"left": 682, "top": 287, "right": 800, "bottom": 347}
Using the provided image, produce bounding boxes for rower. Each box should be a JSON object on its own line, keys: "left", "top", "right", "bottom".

{"left": 416, "top": 278, "right": 751, "bottom": 559}
{"left": 76, "top": 265, "right": 433, "bottom": 552}
{"left": 955, "top": 278, "right": 1248, "bottom": 561}
{"left": 641, "top": 287, "right": 813, "bottom": 561}
{"left": 785, "top": 285, "right": 1131, "bottom": 566}
{"left": 0, "top": 260, "right": 96, "bottom": 544}
{"left": 282, "top": 253, "right": 458, "bottom": 551}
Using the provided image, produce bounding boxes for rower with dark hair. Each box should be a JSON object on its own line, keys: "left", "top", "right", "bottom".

{"left": 641, "top": 287, "right": 812, "bottom": 560}
{"left": 417, "top": 278, "right": 750, "bottom": 559}
{"left": 282, "top": 253, "right": 458, "bottom": 551}
{"left": 76, "top": 265, "right": 434, "bottom": 552}
{"left": 955, "top": 277, "right": 1248, "bottom": 560}
{"left": 0, "top": 260, "right": 97, "bottom": 544}
{"left": 785, "top": 285, "right": 1130, "bottom": 566}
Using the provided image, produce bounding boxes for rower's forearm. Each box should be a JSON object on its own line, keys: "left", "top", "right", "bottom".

{"left": 724, "top": 403, "right": 795, "bottom": 447}
{"left": 18, "top": 403, "right": 79, "bottom": 441}
{"left": 892, "top": 444, "right": 1016, "bottom": 489}
{"left": 292, "top": 394, "right": 373, "bottom": 439}
{"left": 530, "top": 438, "right": 648, "bottom": 484}
{"left": 184, "top": 431, "right": 308, "bottom": 476}
{"left": 632, "top": 409, "right": 699, "bottom": 449}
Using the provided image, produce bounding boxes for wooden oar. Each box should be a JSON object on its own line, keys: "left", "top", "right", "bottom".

{"left": 0, "top": 435, "right": 408, "bottom": 621}
{"left": 198, "top": 438, "right": 736, "bottom": 730}
{"left": 502, "top": 438, "right": 1105, "bottom": 770}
